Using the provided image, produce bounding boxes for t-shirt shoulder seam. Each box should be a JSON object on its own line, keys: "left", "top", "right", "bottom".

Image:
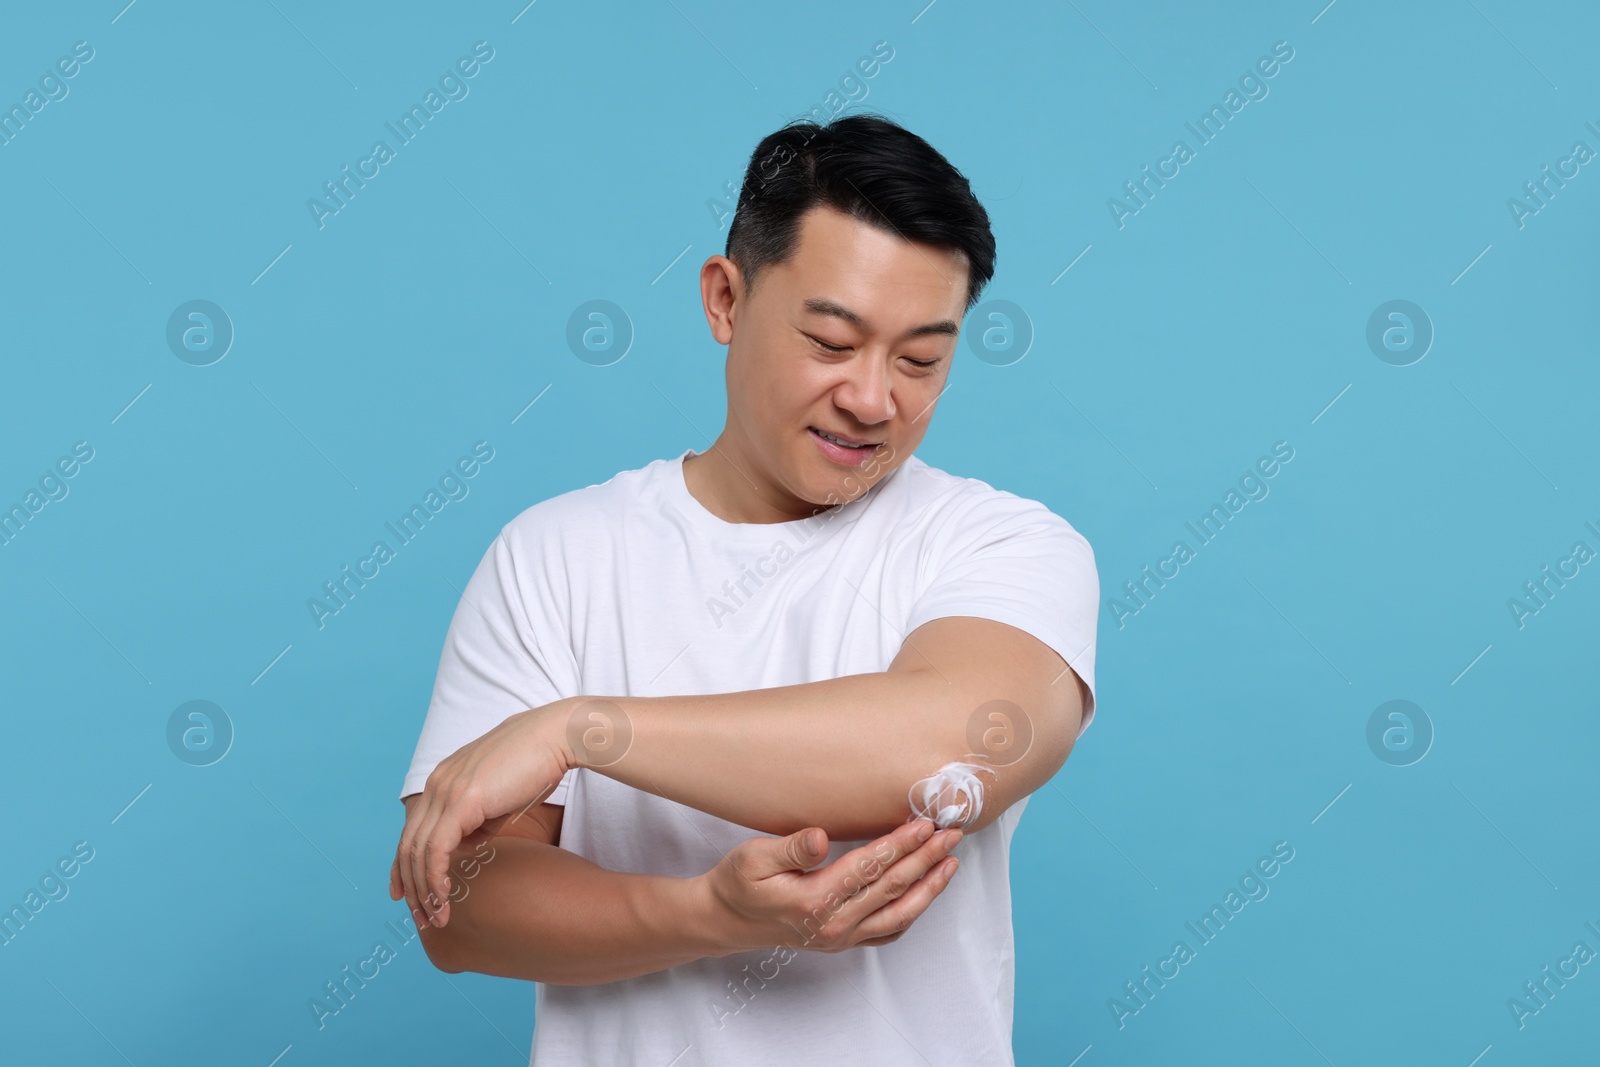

{"left": 905, "top": 459, "right": 1082, "bottom": 538}
{"left": 497, "top": 459, "right": 664, "bottom": 541}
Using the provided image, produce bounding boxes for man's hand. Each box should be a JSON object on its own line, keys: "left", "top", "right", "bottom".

{"left": 699, "top": 818, "right": 963, "bottom": 954}
{"left": 390, "top": 699, "right": 577, "bottom": 928}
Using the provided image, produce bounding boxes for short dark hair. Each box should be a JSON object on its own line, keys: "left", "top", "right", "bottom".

{"left": 724, "top": 114, "right": 996, "bottom": 313}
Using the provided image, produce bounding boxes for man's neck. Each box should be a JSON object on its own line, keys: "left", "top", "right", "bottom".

{"left": 682, "top": 436, "right": 834, "bottom": 525}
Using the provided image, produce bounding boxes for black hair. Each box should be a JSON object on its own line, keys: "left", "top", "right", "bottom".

{"left": 724, "top": 113, "right": 996, "bottom": 313}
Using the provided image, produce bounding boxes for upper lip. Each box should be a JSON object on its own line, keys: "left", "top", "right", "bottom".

{"left": 811, "top": 427, "right": 881, "bottom": 447}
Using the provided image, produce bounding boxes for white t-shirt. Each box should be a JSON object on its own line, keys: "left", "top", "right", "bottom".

{"left": 401, "top": 447, "right": 1099, "bottom": 1066}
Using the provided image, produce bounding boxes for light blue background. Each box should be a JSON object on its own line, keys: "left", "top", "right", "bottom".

{"left": 2, "top": 1, "right": 1595, "bottom": 1064}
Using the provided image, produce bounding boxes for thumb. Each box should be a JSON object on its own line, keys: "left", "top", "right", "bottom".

{"left": 744, "top": 827, "right": 829, "bottom": 879}
{"left": 781, "top": 827, "right": 829, "bottom": 871}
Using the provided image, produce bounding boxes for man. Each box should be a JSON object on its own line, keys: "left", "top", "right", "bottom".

{"left": 392, "top": 113, "right": 1099, "bottom": 1065}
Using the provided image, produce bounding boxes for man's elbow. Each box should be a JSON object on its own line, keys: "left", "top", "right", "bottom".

{"left": 908, "top": 716, "right": 1077, "bottom": 836}
{"left": 417, "top": 920, "right": 469, "bottom": 974}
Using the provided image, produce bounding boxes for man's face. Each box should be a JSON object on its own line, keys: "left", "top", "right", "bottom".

{"left": 713, "top": 204, "right": 969, "bottom": 510}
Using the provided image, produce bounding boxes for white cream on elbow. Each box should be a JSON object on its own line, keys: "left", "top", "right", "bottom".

{"left": 907, "top": 761, "right": 992, "bottom": 829}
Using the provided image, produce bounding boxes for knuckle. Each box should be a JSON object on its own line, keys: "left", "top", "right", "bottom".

{"left": 813, "top": 920, "right": 844, "bottom": 950}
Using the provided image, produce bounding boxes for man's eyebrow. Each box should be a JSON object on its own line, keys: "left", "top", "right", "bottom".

{"left": 801, "top": 298, "right": 960, "bottom": 340}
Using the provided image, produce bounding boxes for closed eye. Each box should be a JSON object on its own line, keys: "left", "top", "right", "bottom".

{"left": 809, "top": 333, "right": 939, "bottom": 369}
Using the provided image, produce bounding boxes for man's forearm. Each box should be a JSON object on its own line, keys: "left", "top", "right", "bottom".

{"left": 571, "top": 618, "right": 1083, "bottom": 842}
{"left": 589, "top": 670, "right": 961, "bottom": 842}
{"left": 421, "top": 836, "right": 723, "bottom": 985}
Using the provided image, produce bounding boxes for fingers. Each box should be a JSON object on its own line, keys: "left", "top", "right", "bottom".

{"left": 872, "top": 818, "right": 939, "bottom": 867}
{"left": 392, "top": 795, "right": 417, "bottom": 905}
{"left": 851, "top": 826, "right": 962, "bottom": 914}
{"left": 821, "top": 818, "right": 937, "bottom": 898}
{"left": 406, "top": 780, "right": 489, "bottom": 928}
{"left": 405, "top": 790, "right": 452, "bottom": 928}
{"left": 851, "top": 853, "right": 960, "bottom": 945}
{"left": 398, "top": 794, "right": 431, "bottom": 927}
{"left": 424, "top": 809, "right": 466, "bottom": 925}
{"left": 819, "top": 824, "right": 962, "bottom": 942}
{"left": 396, "top": 799, "right": 420, "bottom": 916}
{"left": 411, "top": 797, "right": 453, "bottom": 927}
{"left": 404, "top": 795, "right": 430, "bottom": 925}
{"left": 771, "top": 824, "right": 962, "bottom": 954}
{"left": 397, "top": 763, "right": 547, "bottom": 928}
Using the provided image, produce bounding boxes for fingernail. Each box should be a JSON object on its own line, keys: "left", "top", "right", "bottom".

{"left": 916, "top": 821, "right": 934, "bottom": 842}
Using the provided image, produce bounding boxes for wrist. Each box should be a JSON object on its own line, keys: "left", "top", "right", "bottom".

{"left": 634, "top": 873, "right": 737, "bottom": 962}
{"left": 678, "top": 873, "right": 743, "bottom": 959}
{"left": 558, "top": 695, "right": 635, "bottom": 773}
{"left": 521, "top": 697, "right": 577, "bottom": 776}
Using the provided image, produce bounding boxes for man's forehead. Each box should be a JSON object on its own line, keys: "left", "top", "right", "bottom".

{"left": 792, "top": 204, "right": 966, "bottom": 284}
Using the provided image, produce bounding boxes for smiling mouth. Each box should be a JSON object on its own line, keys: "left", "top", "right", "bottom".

{"left": 809, "top": 427, "right": 881, "bottom": 450}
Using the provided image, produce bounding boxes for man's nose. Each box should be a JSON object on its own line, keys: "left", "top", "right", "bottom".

{"left": 836, "top": 356, "right": 896, "bottom": 426}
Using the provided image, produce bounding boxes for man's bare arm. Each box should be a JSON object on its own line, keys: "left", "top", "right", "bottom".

{"left": 396, "top": 615, "right": 1082, "bottom": 927}
{"left": 411, "top": 799, "right": 718, "bottom": 984}
{"left": 403, "top": 795, "right": 965, "bottom": 981}
{"left": 587, "top": 616, "right": 1087, "bottom": 841}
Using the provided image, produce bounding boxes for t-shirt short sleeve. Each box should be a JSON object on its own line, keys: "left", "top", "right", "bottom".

{"left": 400, "top": 527, "right": 580, "bottom": 804}
{"left": 903, "top": 491, "right": 1100, "bottom": 736}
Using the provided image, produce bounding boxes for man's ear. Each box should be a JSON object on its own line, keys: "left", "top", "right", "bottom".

{"left": 700, "top": 255, "right": 743, "bottom": 345}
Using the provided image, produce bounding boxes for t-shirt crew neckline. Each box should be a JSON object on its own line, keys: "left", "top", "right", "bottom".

{"left": 666, "top": 446, "right": 893, "bottom": 543}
